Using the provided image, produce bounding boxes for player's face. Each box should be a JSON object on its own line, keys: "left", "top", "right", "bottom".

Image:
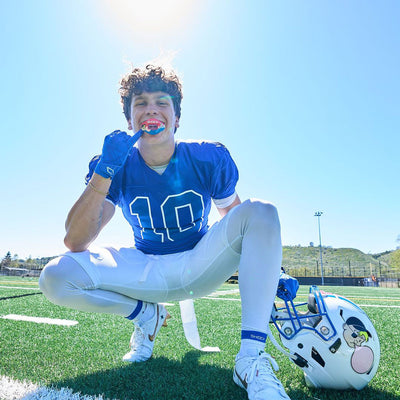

{"left": 128, "top": 91, "right": 179, "bottom": 140}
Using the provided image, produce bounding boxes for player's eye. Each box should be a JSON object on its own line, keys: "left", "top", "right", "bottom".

{"left": 158, "top": 96, "right": 171, "bottom": 105}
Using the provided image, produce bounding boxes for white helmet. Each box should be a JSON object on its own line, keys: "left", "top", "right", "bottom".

{"left": 270, "top": 285, "right": 380, "bottom": 390}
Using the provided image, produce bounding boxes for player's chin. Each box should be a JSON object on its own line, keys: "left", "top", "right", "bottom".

{"left": 142, "top": 132, "right": 165, "bottom": 143}
{"left": 147, "top": 128, "right": 173, "bottom": 139}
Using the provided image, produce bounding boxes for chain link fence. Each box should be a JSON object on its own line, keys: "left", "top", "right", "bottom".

{"left": 284, "top": 264, "right": 400, "bottom": 288}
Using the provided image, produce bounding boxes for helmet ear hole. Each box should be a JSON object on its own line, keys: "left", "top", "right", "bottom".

{"left": 308, "top": 294, "right": 319, "bottom": 314}
{"left": 311, "top": 347, "right": 326, "bottom": 367}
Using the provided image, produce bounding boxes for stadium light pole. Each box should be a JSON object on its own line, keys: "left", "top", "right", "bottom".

{"left": 314, "top": 211, "right": 324, "bottom": 285}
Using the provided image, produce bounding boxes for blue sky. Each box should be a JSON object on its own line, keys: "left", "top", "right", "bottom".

{"left": 1, "top": 0, "right": 399, "bottom": 259}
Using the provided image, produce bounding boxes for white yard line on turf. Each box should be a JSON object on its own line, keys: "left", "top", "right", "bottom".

{"left": 1, "top": 314, "right": 78, "bottom": 326}
{"left": 0, "top": 375, "right": 106, "bottom": 400}
{"left": 359, "top": 304, "right": 400, "bottom": 308}
{"left": 202, "top": 297, "right": 241, "bottom": 301}
{"left": 202, "top": 297, "right": 400, "bottom": 308}
{"left": 0, "top": 286, "right": 40, "bottom": 290}
{"left": 295, "top": 293, "right": 400, "bottom": 300}
{"left": 207, "top": 288, "right": 240, "bottom": 296}
{"left": 0, "top": 375, "right": 39, "bottom": 400}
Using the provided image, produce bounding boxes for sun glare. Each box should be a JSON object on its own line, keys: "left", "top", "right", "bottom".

{"left": 100, "top": 0, "right": 202, "bottom": 39}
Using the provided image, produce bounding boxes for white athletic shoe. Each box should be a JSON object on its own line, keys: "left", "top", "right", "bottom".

{"left": 233, "top": 351, "right": 291, "bottom": 399}
{"left": 122, "top": 303, "right": 168, "bottom": 363}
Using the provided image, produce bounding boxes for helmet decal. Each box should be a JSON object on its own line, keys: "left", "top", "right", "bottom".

{"left": 351, "top": 346, "right": 374, "bottom": 374}
{"left": 342, "top": 316, "right": 374, "bottom": 374}
{"left": 342, "top": 316, "right": 371, "bottom": 349}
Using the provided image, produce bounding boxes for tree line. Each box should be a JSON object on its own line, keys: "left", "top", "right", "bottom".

{"left": 0, "top": 251, "right": 54, "bottom": 270}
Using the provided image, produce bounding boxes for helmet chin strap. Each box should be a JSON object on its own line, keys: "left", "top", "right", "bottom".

{"left": 266, "top": 325, "right": 293, "bottom": 358}
{"left": 266, "top": 325, "right": 309, "bottom": 368}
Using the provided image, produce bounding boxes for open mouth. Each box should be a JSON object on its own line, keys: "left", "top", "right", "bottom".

{"left": 141, "top": 119, "right": 166, "bottom": 135}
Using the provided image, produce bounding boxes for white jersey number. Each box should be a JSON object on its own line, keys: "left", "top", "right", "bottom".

{"left": 129, "top": 190, "right": 205, "bottom": 242}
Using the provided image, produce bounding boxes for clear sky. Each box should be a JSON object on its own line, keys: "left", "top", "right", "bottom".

{"left": 1, "top": 0, "right": 399, "bottom": 259}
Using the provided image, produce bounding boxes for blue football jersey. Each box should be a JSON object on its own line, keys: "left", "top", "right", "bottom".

{"left": 86, "top": 140, "right": 239, "bottom": 255}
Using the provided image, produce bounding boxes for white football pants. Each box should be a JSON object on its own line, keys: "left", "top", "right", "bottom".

{"left": 39, "top": 199, "right": 282, "bottom": 334}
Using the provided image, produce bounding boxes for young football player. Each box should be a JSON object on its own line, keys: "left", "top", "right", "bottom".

{"left": 39, "top": 65, "right": 290, "bottom": 400}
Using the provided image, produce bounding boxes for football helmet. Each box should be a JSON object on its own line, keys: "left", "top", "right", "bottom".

{"left": 270, "top": 285, "right": 380, "bottom": 390}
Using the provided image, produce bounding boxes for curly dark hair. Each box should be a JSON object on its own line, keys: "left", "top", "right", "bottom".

{"left": 119, "top": 65, "right": 183, "bottom": 122}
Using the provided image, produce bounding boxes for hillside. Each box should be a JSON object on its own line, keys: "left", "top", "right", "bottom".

{"left": 282, "top": 246, "right": 395, "bottom": 277}
{"left": 1, "top": 247, "right": 397, "bottom": 279}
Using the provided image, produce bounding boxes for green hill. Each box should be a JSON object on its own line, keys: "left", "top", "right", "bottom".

{"left": 282, "top": 246, "right": 395, "bottom": 277}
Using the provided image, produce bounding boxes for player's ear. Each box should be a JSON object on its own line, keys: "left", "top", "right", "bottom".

{"left": 175, "top": 117, "right": 180, "bottom": 129}
{"left": 127, "top": 120, "right": 133, "bottom": 130}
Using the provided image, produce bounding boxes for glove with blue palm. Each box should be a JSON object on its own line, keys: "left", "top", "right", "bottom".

{"left": 277, "top": 272, "right": 299, "bottom": 301}
{"left": 94, "top": 120, "right": 166, "bottom": 179}
{"left": 94, "top": 130, "right": 139, "bottom": 179}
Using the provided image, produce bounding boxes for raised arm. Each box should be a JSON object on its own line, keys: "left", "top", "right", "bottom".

{"left": 64, "top": 130, "right": 138, "bottom": 252}
{"left": 64, "top": 173, "right": 115, "bottom": 252}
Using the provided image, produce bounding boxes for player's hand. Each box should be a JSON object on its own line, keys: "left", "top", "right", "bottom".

{"left": 277, "top": 273, "right": 299, "bottom": 301}
{"left": 94, "top": 130, "right": 137, "bottom": 179}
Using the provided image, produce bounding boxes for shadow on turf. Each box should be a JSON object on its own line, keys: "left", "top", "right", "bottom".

{"left": 304, "top": 387, "right": 400, "bottom": 400}
{"left": 54, "top": 351, "right": 394, "bottom": 400}
{"left": 55, "top": 351, "right": 245, "bottom": 400}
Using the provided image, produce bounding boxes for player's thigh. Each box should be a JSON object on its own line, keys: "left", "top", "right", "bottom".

{"left": 65, "top": 246, "right": 169, "bottom": 301}
{"left": 39, "top": 255, "right": 94, "bottom": 301}
{"left": 179, "top": 218, "right": 241, "bottom": 298}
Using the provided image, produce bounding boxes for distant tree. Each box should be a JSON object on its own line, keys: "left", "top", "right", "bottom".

{"left": 1, "top": 251, "right": 12, "bottom": 268}
{"left": 390, "top": 249, "right": 400, "bottom": 271}
{"left": 10, "top": 254, "right": 20, "bottom": 268}
{"left": 38, "top": 257, "right": 56, "bottom": 268}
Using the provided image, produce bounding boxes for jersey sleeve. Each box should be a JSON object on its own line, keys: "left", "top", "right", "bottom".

{"left": 84, "top": 155, "right": 120, "bottom": 206}
{"left": 210, "top": 144, "right": 239, "bottom": 200}
{"left": 213, "top": 192, "right": 238, "bottom": 208}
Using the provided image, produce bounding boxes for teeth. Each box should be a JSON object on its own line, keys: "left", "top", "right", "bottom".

{"left": 142, "top": 119, "right": 164, "bottom": 129}
{"left": 141, "top": 119, "right": 165, "bottom": 135}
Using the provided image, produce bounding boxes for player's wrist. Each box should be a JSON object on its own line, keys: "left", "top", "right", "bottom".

{"left": 94, "top": 161, "right": 121, "bottom": 179}
{"left": 90, "top": 173, "right": 112, "bottom": 190}
{"left": 88, "top": 181, "right": 109, "bottom": 196}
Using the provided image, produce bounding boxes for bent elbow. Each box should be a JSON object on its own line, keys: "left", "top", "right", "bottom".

{"left": 64, "top": 235, "right": 88, "bottom": 253}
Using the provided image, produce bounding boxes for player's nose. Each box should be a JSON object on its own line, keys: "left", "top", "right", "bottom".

{"left": 144, "top": 103, "right": 159, "bottom": 115}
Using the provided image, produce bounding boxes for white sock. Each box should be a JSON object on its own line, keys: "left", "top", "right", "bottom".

{"left": 137, "top": 302, "right": 156, "bottom": 322}
{"left": 238, "top": 330, "right": 267, "bottom": 357}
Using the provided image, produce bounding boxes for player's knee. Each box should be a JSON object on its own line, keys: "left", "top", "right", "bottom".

{"left": 39, "top": 256, "right": 71, "bottom": 305}
{"left": 243, "top": 199, "right": 280, "bottom": 233}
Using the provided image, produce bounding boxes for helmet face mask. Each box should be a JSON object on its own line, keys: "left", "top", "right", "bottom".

{"left": 271, "top": 285, "right": 380, "bottom": 390}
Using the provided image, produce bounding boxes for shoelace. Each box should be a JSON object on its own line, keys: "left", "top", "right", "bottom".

{"left": 247, "top": 353, "right": 280, "bottom": 385}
